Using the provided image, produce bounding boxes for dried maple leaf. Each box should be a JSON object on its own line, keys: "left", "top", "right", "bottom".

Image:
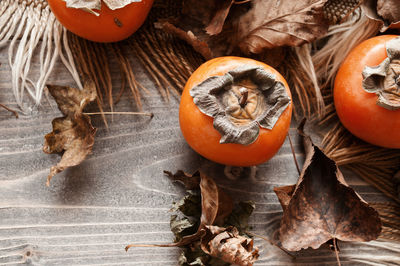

{"left": 236, "top": 0, "right": 330, "bottom": 54}
{"left": 43, "top": 81, "right": 97, "bottom": 186}
{"left": 274, "top": 120, "right": 382, "bottom": 251}
{"left": 201, "top": 226, "right": 259, "bottom": 266}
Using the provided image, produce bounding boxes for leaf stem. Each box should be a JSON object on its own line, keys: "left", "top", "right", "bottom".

{"left": 246, "top": 231, "right": 295, "bottom": 259}
{"left": 333, "top": 238, "right": 341, "bottom": 266}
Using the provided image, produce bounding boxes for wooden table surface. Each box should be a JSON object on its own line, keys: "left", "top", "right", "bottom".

{"left": 0, "top": 44, "right": 399, "bottom": 266}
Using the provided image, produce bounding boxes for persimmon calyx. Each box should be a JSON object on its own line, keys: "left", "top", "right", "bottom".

{"left": 362, "top": 37, "right": 400, "bottom": 110}
{"left": 62, "top": 0, "right": 141, "bottom": 16}
{"left": 190, "top": 66, "right": 291, "bottom": 145}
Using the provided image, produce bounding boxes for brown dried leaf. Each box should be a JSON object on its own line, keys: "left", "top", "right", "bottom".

{"left": 377, "top": 0, "right": 400, "bottom": 26}
{"left": 362, "top": 0, "right": 400, "bottom": 31}
{"left": 156, "top": 21, "right": 213, "bottom": 60}
{"left": 164, "top": 170, "right": 201, "bottom": 190}
{"left": 205, "top": 0, "right": 234, "bottom": 36}
{"left": 43, "top": 81, "right": 97, "bottom": 186}
{"left": 236, "top": 0, "right": 329, "bottom": 54}
{"left": 156, "top": 0, "right": 247, "bottom": 59}
{"left": 274, "top": 120, "right": 382, "bottom": 251}
{"left": 164, "top": 172, "right": 233, "bottom": 247}
{"left": 201, "top": 225, "right": 259, "bottom": 266}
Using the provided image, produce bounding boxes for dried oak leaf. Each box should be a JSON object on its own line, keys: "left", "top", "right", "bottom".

{"left": 43, "top": 81, "right": 97, "bottom": 186}
{"left": 274, "top": 120, "right": 382, "bottom": 251}
{"left": 236, "top": 0, "right": 330, "bottom": 54}
{"left": 201, "top": 226, "right": 259, "bottom": 266}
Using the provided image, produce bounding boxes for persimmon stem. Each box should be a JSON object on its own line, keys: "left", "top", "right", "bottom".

{"left": 333, "top": 238, "right": 341, "bottom": 266}
{"left": 83, "top": 111, "right": 154, "bottom": 118}
{"left": 0, "top": 103, "right": 18, "bottom": 118}
{"left": 288, "top": 133, "right": 301, "bottom": 175}
{"left": 246, "top": 231, "right": 295, "bottom": 259}
{"left": 239, "top": 87, "right": 249, "bottom": 108}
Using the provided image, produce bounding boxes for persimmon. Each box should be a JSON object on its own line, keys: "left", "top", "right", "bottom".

{"left": 48, "top": 0, "right": 154, "bottom": 42}
{"left": 334, "top": 35, "right": 400, "bottom": 148}
{"left": 179, "top": 57, "right": 292, "bottom": 166}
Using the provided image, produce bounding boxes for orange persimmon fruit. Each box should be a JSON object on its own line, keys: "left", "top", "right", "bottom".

{"left": 179, "top": 56, "right": 293, "bottom": 166}
{"left": 48, "top": 0, "right": 154, "bottom": 42}
{"left": 334, "top": 35, "right": 400, "bottom": 148}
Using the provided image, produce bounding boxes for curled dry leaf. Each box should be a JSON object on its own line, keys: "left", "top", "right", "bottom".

{"left": 156, "top": 0, "right": 248, "bottom": 58}
{"left": 205, "top": 0, "right": 234, "bottom": 36}
{"left": 127, "top": 170, "right": 258, "bottom": 265}
{"left": 274, "top": 120, "right": 382, "bottom": 251}
{"left": 155, "top": 21, "right": 213, "bottom": 60}
{"left": 362, "top": 0, "right": 400, "bottom": 31}
{"left": 377, "top": 0, "right": 400, "bottom": 27}
{"left": 43, "top": 81, "right": 97, "bottom": 186}
{"left": 164, "top": 170, "right": 201, "bottom": 190}
{"left": 236, "top": 0, "right": 329, "bottom": 54}
{"left": 201, "top": 226, "right": 259, "bottom": 266}
{"left": 165, "top": 170, "right": 233, "bottom": 224}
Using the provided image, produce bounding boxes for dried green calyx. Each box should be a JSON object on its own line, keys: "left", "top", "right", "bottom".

{"left": 62, "top": 0, "right": 141, "bottom": 15}
{"left": 190, "top": 66, "right": 291, "bottom": 145}
{"left": 362, "top": 37, "right": 400, "bottom": 110}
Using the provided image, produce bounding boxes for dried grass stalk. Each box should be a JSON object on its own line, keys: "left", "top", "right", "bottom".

{"left": 312, "top": 9, "right": 381, "bottom": 89}
{"left": 371, "top": 202, "right": 400, "bottom": 242}
{"left": 282, "top": 47, "right": 323, "bottom": 119}
{"left": 0, "top": 0, "right": 75, "bottom": 113}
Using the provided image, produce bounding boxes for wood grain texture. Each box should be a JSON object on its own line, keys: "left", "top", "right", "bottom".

{"left": 1, "top": 42, "right": 400, "bottom": 266}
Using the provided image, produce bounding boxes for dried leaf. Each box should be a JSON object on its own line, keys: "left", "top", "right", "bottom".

{"left": 205, "top": 0, "right": 234, "bottom": 36}
{"left": 362, "top": 0, "right": 400, "bottom": 31}
{"left": 171, "top": 215, "right": 198, "bottom": 242}
{"left": 165, "top": 170, "right": 201, "bottom": 190}
{"left": 225, "top": 201, "right": 255, "bottom": 234}
{"left": 156, "top": 21, "right": 213, "bottom": 60}
{"left": 172, "top": 191, "right": 202, "bottom": 218}
{"left": 165, "top": 172, "right": 234, "bottom": 247}
{"left": 236, "top": 0, "right": 329, "bottom": 54}
{"left": 201, "top": 226, "right": 259, "bottom": 266}
{"left": 43, "top": 81, "right": 97, "bottom": 186}
{"left": 275, "top": 120, "right": 382, "bottom": 251}
{"left": 377, "top": 0, "right": 400, "bottom": 26}
{"left": 156, "top": 0, "right": 248, "bottom": 58}
{"left": 200, "top": 173, "right": 233, "bottom": 228}
{"left": 127, "top": 170, "right": 257, "bottom": 265}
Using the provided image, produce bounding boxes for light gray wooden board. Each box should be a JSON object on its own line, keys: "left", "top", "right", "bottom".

{"left": 0, "top": 44, "right": 399, "bottom": 266}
